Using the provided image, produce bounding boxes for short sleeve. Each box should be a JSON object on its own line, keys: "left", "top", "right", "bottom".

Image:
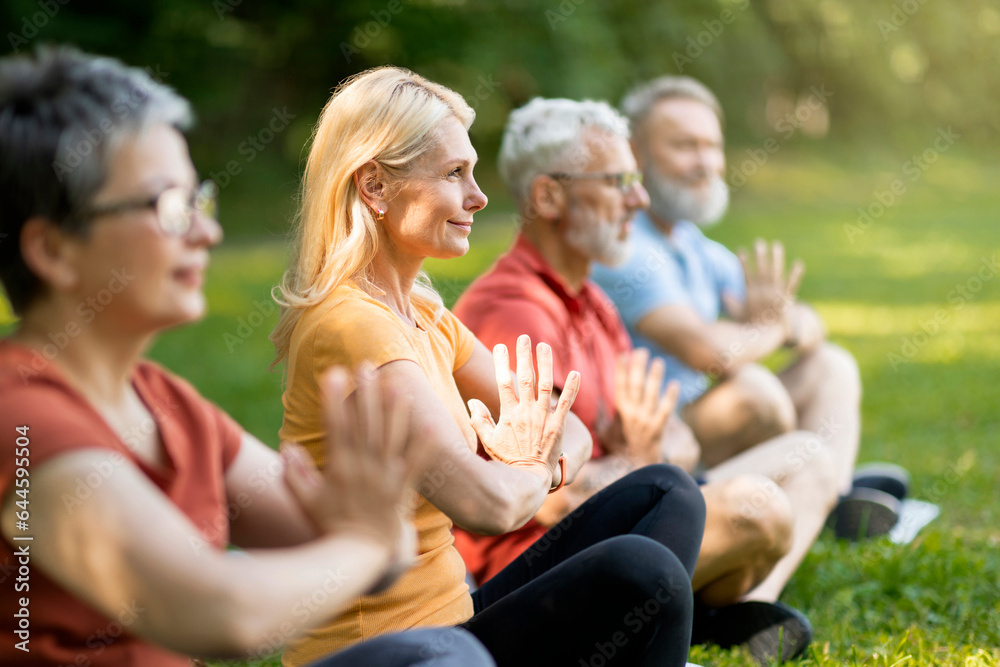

{"left": 434, "top": 306, "right": 478, "bottom": 372}
{"left": 134, "top": 362, "right": 245, "bottom": 471}
{"left": 311, "top": 298, "right": 421, "bottom": 373}
{"left": 592, "top": 234, "right": 692, "bottom": 329}
{"left": 0, "top": 385, "right": 116, "bottom": 495}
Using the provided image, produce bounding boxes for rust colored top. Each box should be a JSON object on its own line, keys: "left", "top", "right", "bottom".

{"left": 0, "top": 340, "right": 243, "bottom": 667}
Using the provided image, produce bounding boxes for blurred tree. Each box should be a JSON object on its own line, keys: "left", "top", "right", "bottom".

{"left": 2, "top": 0, "right": 996, "bottom": 236}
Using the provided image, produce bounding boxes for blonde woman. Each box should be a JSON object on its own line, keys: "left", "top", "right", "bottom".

{"left": 0, "top": 48, "right": 495, "bottom": 667}
{"left": 274, "top": 67, "right": 707, "bottom": 667}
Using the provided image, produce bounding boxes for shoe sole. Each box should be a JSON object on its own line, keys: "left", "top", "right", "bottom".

{"left": 745, "top": 614, "right": 812, "bottom": 665}
{"left": 828, "top": 487, "right": 901, "bottom": 540}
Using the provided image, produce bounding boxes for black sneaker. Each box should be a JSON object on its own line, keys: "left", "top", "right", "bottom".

{"left": 827, "top": 486, "right": 901, "bottom": 540}
{"left": 852, "top": 462, "right": 911, "bottom": 501}
{"left": 691, "top": 600, "right": 813, "bottom": 665}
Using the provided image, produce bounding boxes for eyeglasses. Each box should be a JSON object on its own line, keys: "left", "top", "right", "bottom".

{"left": 77, "top": 180, "right": 218, "bottom": 237}
{"left": 548, "top": 171, "right": 644, "bottom": 193}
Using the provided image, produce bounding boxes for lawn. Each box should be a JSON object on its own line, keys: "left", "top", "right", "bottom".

{"left": 3, "top": 151, "right": 998, "bottom": 665}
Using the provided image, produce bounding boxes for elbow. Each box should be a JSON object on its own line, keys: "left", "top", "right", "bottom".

{"left": 690, "top": 343, "right": 741, "bottom": 376}
{"left": 457, "top": 479, "right": 541, "bottom": 536}
{"left": 150, "top": 579, "right": 269, "bottom": 659}
{"left": 474, "top": 496, "right": 534, "bottom": 536}
{"left": 204, "top": 586, "right": 275, "bottom": 657}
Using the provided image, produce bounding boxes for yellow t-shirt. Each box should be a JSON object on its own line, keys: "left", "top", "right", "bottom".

{"left": 280, "top": 281, "right": 478, "bottom": 666}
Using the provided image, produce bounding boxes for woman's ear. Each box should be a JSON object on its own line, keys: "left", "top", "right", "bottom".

{"left": 19, "top": 217, "right": 81, "bottom": 293}
{"left": 353, "top": 162, "right": 385, "bottom": 214}
{"left": 528, "top": 174, "right": 565, "bottom": 222}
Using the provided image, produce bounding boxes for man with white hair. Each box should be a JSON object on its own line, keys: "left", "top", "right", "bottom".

{"left": 452, "top": 97, "right": 819, "bottom": 664}
{"left": 591, "top": 71, "right": 880, "bottom": 568}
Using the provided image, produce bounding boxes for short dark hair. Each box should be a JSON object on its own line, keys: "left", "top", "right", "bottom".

{"left": 0, "top": 46, "right": 192, "bottom": 315}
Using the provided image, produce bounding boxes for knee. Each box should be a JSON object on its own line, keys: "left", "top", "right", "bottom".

{"left": 588, "top": 536, "right": 694, "bottom": 611}
{"left": 717, "top": 474, "right": 794, "bottom": 562}
{"left": 789, "top": 431, "right": 844, "bottom": 510}
{"left": 809, "top": 343, "right": 862, "bottom": 402}
{"left": 630, "top": 463, "right": 707, "bottom": 524}
{"left": 732, "top": 365, "right": 797, "bottom": 436}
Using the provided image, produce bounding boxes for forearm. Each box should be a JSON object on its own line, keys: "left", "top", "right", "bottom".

{"left": 700, "top": 319, "right": 788, "bottom": 375}
{"left": 451, "top": 460, "right": 552, "bottom": 535}
{"left": 128, "top": 532, "right": 394, "bottom": 658}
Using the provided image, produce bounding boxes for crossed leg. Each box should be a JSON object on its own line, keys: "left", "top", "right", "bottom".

{"left": 687, "top": 342, "right": 862, "bottom": 601}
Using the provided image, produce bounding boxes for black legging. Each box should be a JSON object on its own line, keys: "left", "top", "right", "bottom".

{"left": 461, "top": 464, "right": 706, "bottom": 667}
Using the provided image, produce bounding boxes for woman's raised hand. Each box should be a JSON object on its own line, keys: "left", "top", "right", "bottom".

{"left": 467, "top": 334, "right": 580, "bottom": 483}
{"left": 281, "top": 363, "right": 426, "bottom": 555}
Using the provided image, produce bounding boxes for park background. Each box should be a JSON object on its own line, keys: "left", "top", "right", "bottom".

{"left": 1, "top": 0, "right": 998, "bottom": 664}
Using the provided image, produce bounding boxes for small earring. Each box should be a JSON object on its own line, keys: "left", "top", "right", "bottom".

{"left": 376, "top": 208, "right": 385, "bottom": 220}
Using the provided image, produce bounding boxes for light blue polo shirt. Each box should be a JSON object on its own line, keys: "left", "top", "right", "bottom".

{"left": 590, "top": 210, "right": 745, "bottom": 407}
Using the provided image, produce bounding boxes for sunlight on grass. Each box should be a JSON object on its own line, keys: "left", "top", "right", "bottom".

{"left": 2, "top": 154, "right": 998, "bottom": 667}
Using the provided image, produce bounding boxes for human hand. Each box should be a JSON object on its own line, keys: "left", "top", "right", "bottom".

{"left": 610, "top": 349, "right": 679, "bottom": 467}
{"left": 281, "top": 364, "right": 425, "bottom": 555}
{"left": 468, "top": 335, "right": 581, "bottom": 485}
{"left": 725, "top": 239, "right": 805, "bottom": 341}
{"left": 786, "top": 304, "right": 826, "bottom": 353}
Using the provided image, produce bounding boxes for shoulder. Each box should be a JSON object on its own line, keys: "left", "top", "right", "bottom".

{"left": 303, "top": 283, "right": 414, "bottom": 355}
{"left": 0, "top": 348, "right": 118, "bottom": 485}
{"left": 458, "top": 272, "right": 566, "bottom": 340}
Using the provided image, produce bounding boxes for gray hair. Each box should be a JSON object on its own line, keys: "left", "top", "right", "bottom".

{"left": 0, "top": 46, "right": 192, "bottom": 314}
{"left": 498, "top": 97, "right": 629, "bottom": 210}
{"left": 621, "top": 76, "right": 723, "bottom": 140}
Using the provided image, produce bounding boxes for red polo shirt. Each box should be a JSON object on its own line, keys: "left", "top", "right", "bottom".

{"left": 452, "top": 234, "right": 631, "bottom": 584}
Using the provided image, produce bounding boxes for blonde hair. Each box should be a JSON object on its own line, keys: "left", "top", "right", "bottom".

{"left": 270, "top": 66, "right": 475, "bottom": 366}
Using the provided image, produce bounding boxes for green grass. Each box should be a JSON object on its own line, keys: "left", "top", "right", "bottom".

{"left": 3, "top": 151, "right": 998, "bottom": 665}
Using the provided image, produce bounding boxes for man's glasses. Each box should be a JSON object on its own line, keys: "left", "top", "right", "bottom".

{"left": 77, "top": 180, "right": 218, "bottom": 237}
{"left": 548, "top": 171, "right": 644, "bottom": 193}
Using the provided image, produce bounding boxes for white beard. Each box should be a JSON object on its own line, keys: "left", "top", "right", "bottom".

{"left": 645, "top": 166, "right": 730, "bottom": 228}
{"left": 564, "top": 215, "right": 631, "bottom": 267}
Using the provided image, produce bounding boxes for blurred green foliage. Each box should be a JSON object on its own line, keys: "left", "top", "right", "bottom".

{"left": 3, "top": 0, "right": 998, "bottom": 237}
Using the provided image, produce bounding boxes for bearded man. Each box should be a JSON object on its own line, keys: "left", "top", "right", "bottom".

{"left": 453, "top": 97, "right": 827, "bottom": 665}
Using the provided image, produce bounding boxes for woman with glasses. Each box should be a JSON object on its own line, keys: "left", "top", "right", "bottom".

{"left": 0, "top": 48, "right": 495, "bottom": 667}
{"left": 273, "top": 67, "right": 707, "bottom": 667}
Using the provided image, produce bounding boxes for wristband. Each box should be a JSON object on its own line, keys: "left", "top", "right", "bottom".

{"left": 548, "top": 453, "right": 567, "bottom": 494}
